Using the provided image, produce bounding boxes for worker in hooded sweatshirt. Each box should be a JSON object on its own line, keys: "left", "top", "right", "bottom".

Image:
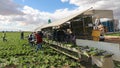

{"left": 34, "top": 32, "right": 43, "bottom": 52}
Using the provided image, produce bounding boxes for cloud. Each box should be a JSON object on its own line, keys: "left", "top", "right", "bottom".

{"left": 0, "top": 5, "right": 80, "bottom": 31}
{"left": 61, "top": 0, "right": 120, "bottom": 28}
{"left": 18, "top": 6, "right": 78, "bottom": 31}
{"left": 22, "top": 6, "right": 51, "bottom": 25}
{"left": 0, "top": 0, "right": 120, "bottom": 31}
{"left": 22, "top": 6, "right": 78, "bottom": 24}
{"left": 0, "top": 0, "right": 24, "bottom": 15}
{"left": 64, "top": 0, "right": 120, "bottom": 18}
{"left": 61, "top": 0, "right": 69, "bottom": 3}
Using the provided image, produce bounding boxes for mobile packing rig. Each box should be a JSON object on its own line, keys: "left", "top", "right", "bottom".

{"left": 36, "top": 7, "right": 120, "bottom": 68}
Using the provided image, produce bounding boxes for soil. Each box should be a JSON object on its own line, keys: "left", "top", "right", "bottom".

{"left": 104, "top": 36, "right": 120, "bottom": 44}
{"left": 105, "top": 39, "right": 120, "bottom": 44}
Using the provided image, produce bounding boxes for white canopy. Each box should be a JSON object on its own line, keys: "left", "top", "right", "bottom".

{"left": 41, "top": 7, "right": 93, "bottom": 29}
{"left": 84, "top": 10, "right": 113, "bottom": 19}
{"left": 40, "top": 8, "right": 113, "bottom": 29}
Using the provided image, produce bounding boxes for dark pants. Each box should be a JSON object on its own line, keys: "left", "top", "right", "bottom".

{"left": 3, "top": 37, "right": 7, "bottom": 42}
{"left": 99, "top": 36, "right": 105, "bottom": 41}
{"left": 29, "top": 42, "right": 34, "bottom": 46}
{"left": 36, "top": 43, "right": 42, "bottom": 52}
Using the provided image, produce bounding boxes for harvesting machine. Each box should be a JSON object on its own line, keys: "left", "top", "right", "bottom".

{"left": 36, "top": 7, "right": 120, "bottom": 68}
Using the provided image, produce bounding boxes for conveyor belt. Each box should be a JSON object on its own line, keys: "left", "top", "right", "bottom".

{"left": 44, "top": 39, "right": 115, "bottom": 68}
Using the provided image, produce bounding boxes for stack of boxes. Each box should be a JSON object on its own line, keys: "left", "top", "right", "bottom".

{"left": 101, "top": 20, "right": 114, "bottom": 32}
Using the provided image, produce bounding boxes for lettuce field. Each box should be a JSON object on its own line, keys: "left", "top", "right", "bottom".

{"left": 0, "top": 32, "right": 81, "bottom": 68}
{"left": 0, "top": 32, "right": 120, "bottom": 68}
{"left": 105, "top": 32, "right": 120, "bottom": 36}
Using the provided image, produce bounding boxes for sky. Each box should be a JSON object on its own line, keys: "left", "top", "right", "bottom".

{"left": 0, "top": 0, "right": 120, "bottom": 31}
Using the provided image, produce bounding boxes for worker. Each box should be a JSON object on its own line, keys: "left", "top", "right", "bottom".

{"left": 20, "top": 31, "right": 24, "bottom": 39}
{"left": 2, "top": 31, "right": 7, "bottom": 42}
{"left": 34, "top": 32, "right": 43, "bottom": 52}
{"left": 98, "top": 24, "right": 105, "bottom": 41}
{"left": 28, "top": 32, "right": 35, "bottom": 46}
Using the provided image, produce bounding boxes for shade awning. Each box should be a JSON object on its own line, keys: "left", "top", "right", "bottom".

{"left": 41, "top": 8, "right": 114, "bottom": 29}
{"left": 41, "top": 7, "right": 93, "bottom": 29}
